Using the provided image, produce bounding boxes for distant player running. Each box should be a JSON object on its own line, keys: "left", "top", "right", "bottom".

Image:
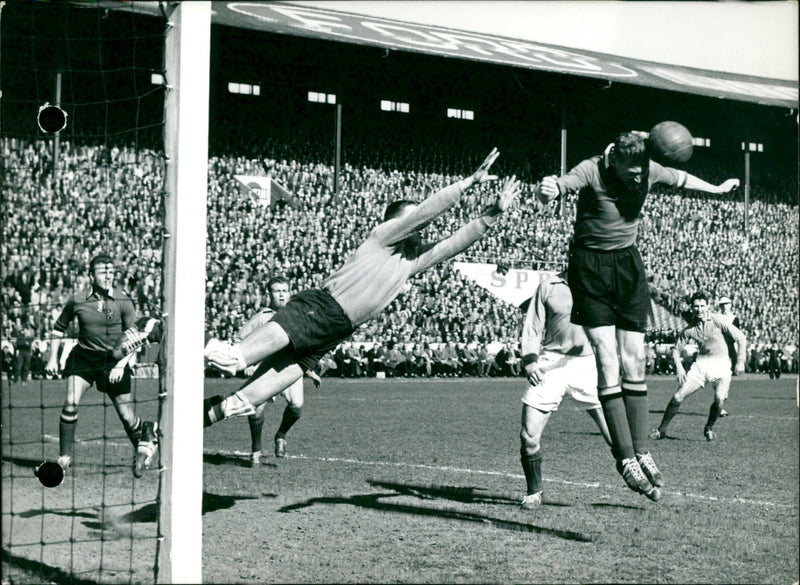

{"left": 519, "top": 270, "right": 614, "bottom": 508}
{"left": 650, "top": 292, "right": 746, "bottom": 441}
{"left": 202, "top": 149, "right": 521, "bottom": 426}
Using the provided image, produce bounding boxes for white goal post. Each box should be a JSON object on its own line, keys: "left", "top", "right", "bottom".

{"left": 159, "top": 2, "right": 210, "bottom": 583}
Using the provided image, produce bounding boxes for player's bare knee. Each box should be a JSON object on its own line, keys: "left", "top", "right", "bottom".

{"left": 520, "top": 427, "right": 540, "bottom": 455}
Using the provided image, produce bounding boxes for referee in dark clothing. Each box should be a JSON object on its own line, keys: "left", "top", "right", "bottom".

{"left": 44, "top": 254, "right": 158, "bottom": 478}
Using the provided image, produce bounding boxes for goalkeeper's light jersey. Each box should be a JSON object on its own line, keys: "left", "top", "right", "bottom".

{"left": 52, "top": 286, "right": 136, "bottom": 353}
{"left": 323, "top": 182, "right": 497, "bottom": 328}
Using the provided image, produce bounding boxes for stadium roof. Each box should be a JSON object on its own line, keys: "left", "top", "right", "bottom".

{"left": 119, "top": 1, "right": 798, "bottom": 108}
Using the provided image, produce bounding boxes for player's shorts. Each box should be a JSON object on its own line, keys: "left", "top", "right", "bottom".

{"left": 270, "top": 288, "right": 354, "bottom": 372}
{"left": 675, "top": 357, "right": 732, "bottom": 402}
{"left": 568, "top": 244, "right": 650, "bottom": 332}
{"left": 63, "top": 345, "right": 132, "bottom": 397}
{"left": 522, "top": 351, "right": 600, "bottom": 412}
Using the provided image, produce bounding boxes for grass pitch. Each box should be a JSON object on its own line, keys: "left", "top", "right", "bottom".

{"left": 201, "top": 375, "right": 799, "bottom": 584}
{"left": 2, "top": 375, "right": 797, "bottom": 583}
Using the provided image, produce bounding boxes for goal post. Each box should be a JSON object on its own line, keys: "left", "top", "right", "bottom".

{"left": 158, "top": 2, "right": 211, "bottom": 583}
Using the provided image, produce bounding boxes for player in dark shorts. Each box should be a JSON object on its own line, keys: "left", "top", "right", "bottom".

{"left": 202, "top": 149, "right": 521, "bottom": 428}
{"left": 44, "top": 254, "right": 159, "bottom": 478}
{"left": 535, "top": 132, "right": 740, "bottom": 500}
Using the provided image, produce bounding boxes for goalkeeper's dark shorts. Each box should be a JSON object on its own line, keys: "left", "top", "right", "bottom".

{"left": 567, "top": 244, "right": 650, "bottom": 333}
{"left": 271, "top": 288, "right": 354, "bottom": 371}
{"left": 64, "top": 346, "right": 132, "bottom": 396}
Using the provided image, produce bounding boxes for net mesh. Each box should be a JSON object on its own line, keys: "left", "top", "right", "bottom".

{"left": 1, "top": 2, "right": 169, "bottom": 582}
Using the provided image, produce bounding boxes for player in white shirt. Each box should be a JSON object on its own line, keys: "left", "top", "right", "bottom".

{"left": 518, "top": 270, "right": 624, "bottom": 508}
{"left": 235, "top": 277, "right": 310, "bottom": 465}
{"left": 650, "top": 292, "right": 746, "bottom": 442}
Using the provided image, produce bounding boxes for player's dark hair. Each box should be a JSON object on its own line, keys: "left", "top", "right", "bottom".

{"left": 690, "top": 292, "right": 709, "bottom": 304}
{"left": 267, "top": 276, "right": 289, "bottom": 292}
{"left": 614, "top": 132, "right": 648, "bottom": 164}
{"left": 89, "top": 253, "right": 115, "bottom": 272}
{"left": 384, "top": 200, "right": 415, "bottom": 222}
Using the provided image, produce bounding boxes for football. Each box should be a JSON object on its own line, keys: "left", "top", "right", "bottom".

{"left": 648, "top": 121, "right": 694, "bottom": 163}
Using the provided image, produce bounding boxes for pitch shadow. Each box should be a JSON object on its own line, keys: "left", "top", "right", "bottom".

{"left": 1, "top": 455, "right": 41, "bottom": 469}
{"left": 278, "top": 492, "right": 594, "bottom": 542}
{"left": 203, "top": 452, "right": 277, "bottom": 469}
{"left": 591, "top": 502, "right": 647, "bottom": 511}
{"left": 650, "top": 409, "right": 707, "bottom": 417}
{"left": 2, "top": 548, "right": 101, "bottom": 585}
{"left": 203, "top": 491, "right": 260, "bottom": 514}
{"left": 366, "top": 480, "right": 521, "bottom": 505}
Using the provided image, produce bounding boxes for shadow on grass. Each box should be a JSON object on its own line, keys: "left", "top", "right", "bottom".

{"left": 278, "top": 490, "right": 595, "bottom": 542}
{"left": 649, "top": 410, "right": 708, "bottom": 417}
{"left": 367, "top": 480, "right": 521, "bottom": 505}
{"left": 3, "top": 455, "right": 132, "bottom": 479}
{"left": 364, "top": 480, "right": 565, "bottom": 508}
{"left": 590, "top": 502, "right": 647, "bottom": 511}
{"left": 2, "top": 548, "right": 100, "bottom": 585}
{"left": 203, "top": 452, "right": 277, "bottom": 469}
{"left": 1, "top": 455, "right": 41, "bottom": 469}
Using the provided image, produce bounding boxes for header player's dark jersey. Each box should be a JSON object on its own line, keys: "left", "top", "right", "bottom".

{"left": 556, "top": 155, "right": 686, "bottom": 250}
{"left": 53, "top": 287, "right": 137, "bottom": 353}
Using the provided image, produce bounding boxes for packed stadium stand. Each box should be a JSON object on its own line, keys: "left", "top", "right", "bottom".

{"left": 2, "top": 118, "right": 797, "bottom": 380}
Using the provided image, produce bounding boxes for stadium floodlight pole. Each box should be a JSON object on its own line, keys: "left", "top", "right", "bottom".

{"left": 744, "top": 149, "right": 750, "bottom": 243}
{"left": 559, "top": 98, "right": 567, "bottom": 217}
{"left": 334, "top": 102, "right": 342, "bottom": 195}
{"left": 740, "top": 141, "right": 762, "bottom": 246}
{"left": 159, "top": 2, "right": 211, "bottom": 583}
{"left": 53, "top": 72, "right": 62, "bottom": 183}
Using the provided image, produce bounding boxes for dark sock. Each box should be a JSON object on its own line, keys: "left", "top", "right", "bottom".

{"left": 248, "top": 414, "right": 264, "bottom": 453}
{"left": 599, "top": 385, "right": 634, "bottom": 460}
{"left": 622, "top": 379, "right": 649, "bottom": 454}
{"left": 275, "top": 405, "right": 302, "bottom": 440}
{"left": 705, "top": 401, "right": 722, "bottom": 432}
{"left": 59, "top": 408, "right": 78, "bottom": 458}
{"left": 520, "top": 449, "right": 542, "bottom": 495}
{"left": 124, "top": 417, "right": 143, "bottom": 447}
{"left": 658, "top": 398, "right": 682, "bottom": 434}
{"left": 203, "top": 395, "right": 225, "bottom": 428}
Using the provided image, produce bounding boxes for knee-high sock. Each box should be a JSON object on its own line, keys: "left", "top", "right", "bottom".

{"left": 622, "top": 379, "right": 649, "bottom": 454}
{"left": 248, "top": 414, "right": 264, "bottom": 453}
{"left": 598, "top": 385, "right": 634, "bottom": 460}
{"left": 658, "top": 398, "right": 682, "bottom": 433}
{"left": 275, "top": 405, "right": 302, "bottom": 440}
{"left": 123, "top": 417, "right": 143, "bottom": 447}
{"left": 203, "top": 395, "right": 225, "bottom": 428}
{"left": 59, "top": 408, "right": 78, "bottom": 458}
{"left": 705, "top": 400, "right": 722, "bottom": 432}
{"left": 520, "top": 448, "right": 542, "bottom": 495}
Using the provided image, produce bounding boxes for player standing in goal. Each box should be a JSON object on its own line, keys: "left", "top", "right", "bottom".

{"left": 203, "top": 149, "right": 521, "bottom": 426}
{"left": 535, "top": 132, "right": 739, "bottom": 500}
{"left": 44, "top": 254, "right": 159, "bottom": 478}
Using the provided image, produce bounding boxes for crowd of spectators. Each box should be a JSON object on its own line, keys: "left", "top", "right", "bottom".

{"left": 2, "top": 130, "right": 798, "bottom": 382}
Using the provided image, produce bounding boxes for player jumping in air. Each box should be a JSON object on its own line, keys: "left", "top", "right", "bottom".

{"left": 535, "top": 131, "right": 739, "bottom": 500}
{"left": 202, "top": 149, "right": 521, "bottom": 427}
{"left": 650, "top": 292, "right": 746, "bottom": 441}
